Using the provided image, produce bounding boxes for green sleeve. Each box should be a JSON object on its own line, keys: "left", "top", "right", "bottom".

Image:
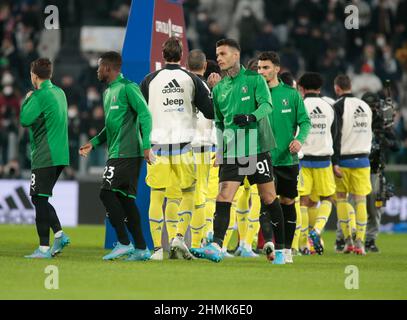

{"left": 126, "top": 83, "right": 152, "bottom": 150}
{"left": 251, "top": 76, "right": 273, "bottom": 121}
{"left": 294, "top": 92, "right": 311, "bottom": 144}
{"left": 90, "top": 127, "right": 107, "bottom": 148}
{"left": 213, "top": 91, "right": 224, "bottom": 131}
{"left": 20, "top": 95, "right": 42, "bottom": 127}
{"left": 213, "top": 90, "right": 225, "bottom": 150}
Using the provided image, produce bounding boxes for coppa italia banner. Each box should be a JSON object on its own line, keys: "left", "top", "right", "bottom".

{"left": 0, "top": 180, "right": 79, "bottom": 227}
{"left": 150, "top": 0, "right": 189, "bottom": 71}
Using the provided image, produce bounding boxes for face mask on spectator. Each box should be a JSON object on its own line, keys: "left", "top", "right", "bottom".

{"left": 3, "top": 85, "right": 13, "bottom": 96}
{"left": 68, "top": 108, "right": 78, "bottom": 118}
{"left": 90, "top": 57, "right": 98, "bottom": 68}
{"left": 2, "top": 71, "right": 14, "bottom": 86}
{"left": 376, "top": 36, "right": 386, "bottom": 48}
{"left": 87, "top": 90, "right": 100, "bottom": 102}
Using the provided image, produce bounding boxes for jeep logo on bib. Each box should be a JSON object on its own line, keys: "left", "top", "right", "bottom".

{"left": 163, "top": 98, "right": 184, "bottom": 106}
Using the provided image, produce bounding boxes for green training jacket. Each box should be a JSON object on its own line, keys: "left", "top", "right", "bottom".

{"left": 20, "top": 79, "right": 69, "bottom": 170}
{"left": 90, "top": 74, "right": 152, "bottom": 159}
{"left": 213, "top": 67, "right": 275, "bottom": 158}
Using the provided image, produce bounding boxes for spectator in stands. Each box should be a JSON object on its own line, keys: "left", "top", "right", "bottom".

{"left": 395, "top": 109, "right": 407, "bottom": 188}
{"left": 110, "top": 0, "right": 131, "bottom": 26}
{"left": 84, "top": 86, "right": 102, "bottom": 111}
{"left": 395, "top": 0, "right": 407, "bottom": 47}
{"left": 318, "top": 46, "right": 347, "bottom": 97}
{"left": 279, "top": 41, "right": 301, "bottom": 77}
{"left": 371, "top": 0, "right": 395, "bottom": 41}
{"left": 67, "top": 104, "right": 81, "bottom": 177}
{"left": 263, "top": 0, "right": 291, "bottom": 44}
{"left": 60, "top": 75, "right": 83, "bottom": 110}
{"left": 87, "top": 105, "right": 106, "bottom": 167}
{"left": 238, "top": 5, "right": 262, "bottom": 63}
{"left": 255, "top": 22, "right": 281, "bottom": 54}
{"left": 376, "top": 44, "right": 403, "bottom": 84}
{"left": 355, "top": 43, "right": 378, "bottom": 74}
{"left": 321, "top": 11, "right": 346, "bottom": 50}
{"left": 352, "top": 63, "right": 383, "bottom": 98}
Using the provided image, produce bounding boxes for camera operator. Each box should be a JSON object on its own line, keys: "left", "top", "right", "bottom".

{"left": 361, "top": 91, "right": 400, "bottom": 253}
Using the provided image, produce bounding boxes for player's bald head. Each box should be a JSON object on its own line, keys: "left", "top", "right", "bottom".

{"left": 187, "top": 49, "right": 207, "bottom": 72}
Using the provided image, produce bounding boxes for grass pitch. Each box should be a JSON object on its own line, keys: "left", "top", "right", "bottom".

{"left": 0, "top": 225, "right": 406, "bottom": 300}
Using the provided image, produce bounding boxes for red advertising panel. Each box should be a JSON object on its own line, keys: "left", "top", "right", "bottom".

{"left": 150, "top": 0, "right": 189, "bottom": 72}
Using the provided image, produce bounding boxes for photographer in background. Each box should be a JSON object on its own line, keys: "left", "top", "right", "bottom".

{"left": 361, "top": 90, "right": 400, "bottom": 253}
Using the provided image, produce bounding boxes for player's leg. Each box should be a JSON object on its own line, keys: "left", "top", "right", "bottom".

{"left": 255, "top": 153, "right": 285, "bottom": 264}
{"left": 335, "top": 168, "right": 354, "bottom": 253}
{"left": 291, "top": 197, "right": 301, "bottom": 254}
{"left": 110, "top": 157, "right": 150, "bottom": 261}
{"left": 346, "top": 194, "right": 357, "bottom": 239}
{"left": 118, "top": 195, "right": 151, "bottom": 261}
{"left": 275, "top": 165, "right": 299, "bottom": 261}
{"left": 308, "top": 192, "right": 320, "bottom": 228}
{"left": 27, "top": 195, "right": 52, "bottom": 258}
{"left": 198, "top": 156, "right": 243, "bottom": 262}
{"left": 48, "top": 202, "right": 70, "bottom": 256}
{"left": 298, "top": 167, "right": 312, "bottom": 255}
{"left": 222, "top": 199, "right": 237, "bottom": 258}
{"left": 241, "top": 185, "right": 260, "bottom": 257}
{"left": 309, "top": 165, "right": 336, "bottom": 255}
{"left": 146, "top": 153, "right": 171, "bottom": 260}
{"left": 190, "top": 151, "right": 211, "bottom": 250}
{"left": 228, "top": 186, "right": 242, "bottom": 255}
{"left": 171, "top": 150, "right": 197, "bottom": 260}
{"left": 26, "top": 166, "right": 66, "bottom": 259}
{"left": 293, "top": 168, "right": 306, "bottom": 255}
{"left": 165, "top": 198, "right": 181, "bottom": 242}
{"left": 47, "top": 167, "right": 70, "bottom": 256}
{"left": 365, "top": 173, "right": 381, "bottom": 252}
{"left": 99, "top": 159, "right": 138, "bottom": 260}
{"left": 351, "top": 167, "right": 372, "bottom": 255}
{"left": 164, "top": 171, "right": 182, "bottom": 251}
{"left": 236, "top": 180, "right": 251, "bottom": 253}
{"left": 203, "top": 156, "right": 219, "bottom": 242}
{"left": 197, "top": 179, "right": 241, "bottom": 262}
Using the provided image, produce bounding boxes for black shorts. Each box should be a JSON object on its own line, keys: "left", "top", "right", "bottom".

{"left": 30, "top": 166, "right": 65, "bottom": 197}
{"left": 273, "top": 165, "right": 299, "bottom": 199}
{"left": 219, "top": 152, "right": 274, "bottom": 185}
{"left": 101, "top": 157, "right": 142, "bottom": 198}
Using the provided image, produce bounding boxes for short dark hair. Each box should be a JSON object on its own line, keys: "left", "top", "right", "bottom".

{"left": 216, "top": 38, "right": 241, "bottom": 52}
{"left": 298, "top": 72, "right": 323, "bottom": 90}
{"left": 204, "top": 60, "right": 221, "bottom": 79}
{"left": 100, "top": 51, "right": 122, "bottom": 71}
{"left": 163, "top": 37, "right": 183, "bottom": 62}
{"left": 187, "top": 49, "right": 206, "bottom": 72}
{"left": 246, "top": 58, "right": 258, "bottom": 71}
{"left": 334, "top": 74, "right": 352, "bottom": 90}
{"left": 31, "top": 58, "right": 52, "bottom": 79}
{"left": 258, "top": 51, "right": 280, "bottom": 66}
{"left": 280, "top": 71, "right": 296, "bottom": 87}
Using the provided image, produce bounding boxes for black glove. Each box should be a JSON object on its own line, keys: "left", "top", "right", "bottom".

{"left": 233, "top": 114, "right": 257, "bottom": 127}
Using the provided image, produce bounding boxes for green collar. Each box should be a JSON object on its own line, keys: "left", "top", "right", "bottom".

{"left": 109, "top": 73, "right": 124, "bottom": 86}
{"left": 39, "top": 79, "right": 53, "bottom": 89}
{"left": 269, "top": 80, "right": 283, "bottom": 91}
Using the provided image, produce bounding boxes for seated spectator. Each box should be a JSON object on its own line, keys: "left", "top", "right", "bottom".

{"left": 352, "top": 63, "right": 383, "bottom": 98}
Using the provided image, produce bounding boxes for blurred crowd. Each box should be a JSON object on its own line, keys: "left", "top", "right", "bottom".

{"left": 0, "top": 0, "right": 129, "bottom": 178}
{"left": 1, "top": 0, "right": 407, "bottom": 181}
